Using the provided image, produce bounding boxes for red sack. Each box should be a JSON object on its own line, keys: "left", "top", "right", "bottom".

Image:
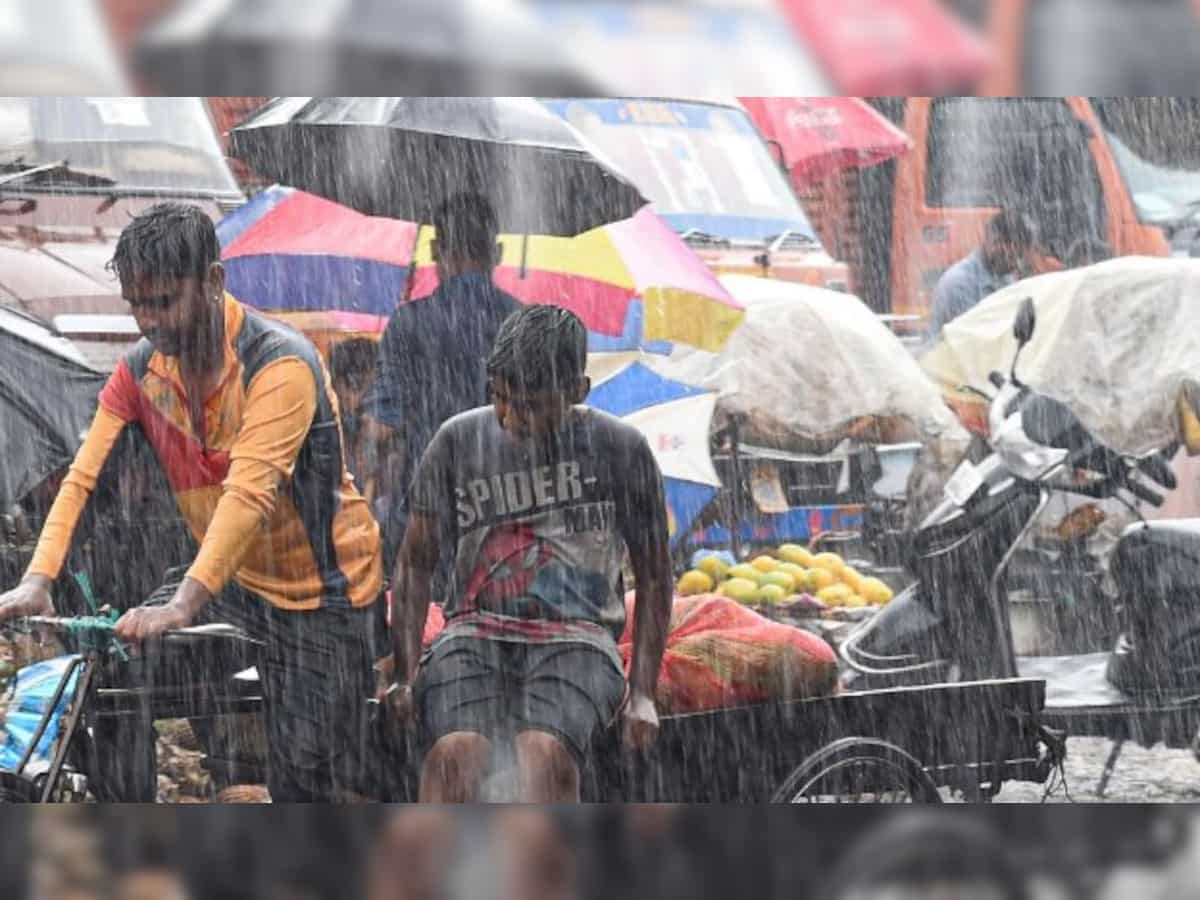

{"left": 618, "top": 592, "right": 839, "bottom": 715}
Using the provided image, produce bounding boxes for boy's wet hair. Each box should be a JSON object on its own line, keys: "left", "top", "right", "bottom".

{"left": 487, "top": 304, "right": 587, "bottom": 395}
{"left": 108, "top": 202, "right": 220, "bottom": 284}
{"left": 432, "top": 192, "right": 500, "bottom": 263}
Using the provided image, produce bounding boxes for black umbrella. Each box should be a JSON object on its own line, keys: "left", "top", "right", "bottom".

{"left": 228, "top": 97, "right": 647, "bottom": 237}
{"left": 0, "top": 308, "right": 105, "bottom": 512}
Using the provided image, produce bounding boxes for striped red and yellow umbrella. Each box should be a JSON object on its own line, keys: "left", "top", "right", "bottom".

{"left": 409, "top": 205, "right": 745, "bottom": 353}
{"left": 220, "top": 187, "right": 744, "bottom": 354}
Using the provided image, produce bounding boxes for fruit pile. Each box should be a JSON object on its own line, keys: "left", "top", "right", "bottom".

{"left": 677, "top": 543, "right": 894, "bottom": 609}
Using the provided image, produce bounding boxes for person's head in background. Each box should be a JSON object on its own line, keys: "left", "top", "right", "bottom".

{"left": 431, "top": 192, "right": 503, "bottom": 283}
{"left": 327, "top": 337, "right": 378, "bottom": 423}
{"left": 486, "top": 305, "right": 589, "bottom": 441}
{"left": 980, "top": 209, "right": 1038, "bottom": 277}
{"left": 1063, "top": 236, "right": 1114, "bottom": 269}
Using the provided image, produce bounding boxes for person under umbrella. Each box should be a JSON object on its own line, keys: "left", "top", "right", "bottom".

{"left": 360, "top": 192, "right": 521, "bottom": 580}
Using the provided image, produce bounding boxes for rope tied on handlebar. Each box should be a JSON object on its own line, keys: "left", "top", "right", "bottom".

{"left": 57, "top": 610, "right": 128, "bottom": 662}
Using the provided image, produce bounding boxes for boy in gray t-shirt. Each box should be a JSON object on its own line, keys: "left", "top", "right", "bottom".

{"left": 384, "top": 305, "right": 673, "bottom": 803}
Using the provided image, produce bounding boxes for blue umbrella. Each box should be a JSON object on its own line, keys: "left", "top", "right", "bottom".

{"left": 586, "top": 362, "right": 720, "bottom": 546}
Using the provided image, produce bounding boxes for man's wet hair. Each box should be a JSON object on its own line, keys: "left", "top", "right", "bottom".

{"left": 109, "top": 202, "right": 220, "bottom": 284}
{"left": 986, "top": 209, "right": 1037, "bottom": 250}
{"left": 487, "top": 304, "right": 587, "bottom": 395}
{"left": 1064, "top": 237, "right": 1114, "bottom": 268}
{"left": 432, "top": 192, "right": 500, "bottom": 263}
{"left": 328, "top": 337, "right": 378, "bottom": 392}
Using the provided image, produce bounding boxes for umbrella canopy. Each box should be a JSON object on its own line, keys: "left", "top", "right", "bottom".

{"left": 739, "top": 97, "right": 912, "bottom": 187}
{"left": 586, "top": 362, "right": 720, "bottom": 546}
{"left": 653, "top": 274, "right": 965, "bottom": 451}
{"left": 0, "top": 307, "right": 106, "bottom": 511}
{"left": 408, "top": 206, "right": 744, "bottom": 353}
{"left": 922, "top": 256, "right": 1200, "bottom": 456}
{"left": 778, "top": 0, "right": 991, "bottom": 95}
{"left": 228, "top": 97, "right": 646, "bottom": 236}
{"left": 217, "top": 186, "right": 411, "bottom": 336}
{"left": 218, "top": 186, "right": 743, "bottom": 352}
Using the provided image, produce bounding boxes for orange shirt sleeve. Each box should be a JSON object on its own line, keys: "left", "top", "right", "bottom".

{"left": 26, "top": 405, "right": 128, "bottom": 580}
{"left": 186, "top": 357, "right": 318, "bottom": 595}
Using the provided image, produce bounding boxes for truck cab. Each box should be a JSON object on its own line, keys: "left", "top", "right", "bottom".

{"left": 855, "top": 97, "right": 1200, "bottom": 335}
{"left": 541, "top": 98, "right": 849, "bottom": 293}
{"left": 0, "top": 97, "right": 244, "bottom": 370}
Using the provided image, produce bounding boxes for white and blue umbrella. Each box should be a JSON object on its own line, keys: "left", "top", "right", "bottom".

{"left": 586, "top": 362, "right": 720, "bottom": 546}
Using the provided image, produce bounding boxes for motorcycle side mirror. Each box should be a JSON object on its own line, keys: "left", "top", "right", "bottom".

{"left": 1013, "top": 298, "right": 1036, "bottom": 347}
{"left": 1011, "top": 298, "right": 1036, "bottom": 387}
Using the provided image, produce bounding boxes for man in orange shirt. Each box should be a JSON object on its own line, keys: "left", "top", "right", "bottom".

{"left": 0, "top": 203, "right": 383, "bottom": 801}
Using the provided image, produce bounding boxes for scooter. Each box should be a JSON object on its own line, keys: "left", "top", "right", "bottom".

{"left": 841, "top": 298, "right": 1200, "bottom": 787}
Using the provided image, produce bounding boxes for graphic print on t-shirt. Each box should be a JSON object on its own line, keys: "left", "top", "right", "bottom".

{"left": 455, "top": 463, "right": 621, "bottom": 628}
{"left": 412, "top": 407, "right": 668, "bottom": 647}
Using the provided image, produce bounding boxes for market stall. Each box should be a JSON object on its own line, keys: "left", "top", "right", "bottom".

{"left": 629, "top": 274, "right": 970, "bottom": 562}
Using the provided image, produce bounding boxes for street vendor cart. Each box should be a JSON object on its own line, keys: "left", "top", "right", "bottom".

{"left": 0, "top": 606, "right": 1056, "bottom": 804}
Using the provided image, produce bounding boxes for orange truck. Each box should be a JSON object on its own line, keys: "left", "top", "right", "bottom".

{"left": 541, "top": 98, "right": 849, "bottom": 297}
{"left": 846, "top": 97, "right": 1200, "bottom": 334}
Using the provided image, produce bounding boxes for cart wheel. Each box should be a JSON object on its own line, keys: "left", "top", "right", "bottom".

{"left": 820, "top": 812, "right": 1028, "bottom": 900}
{"left": 0, "top": 772, "right": 39, "bottom": 803}
{"left": 771, "top": 737, "right": 942, "bottom": 804}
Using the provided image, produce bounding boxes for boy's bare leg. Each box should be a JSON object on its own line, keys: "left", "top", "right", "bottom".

{"left": 514, "top": 731, "right": 580, "bottom": 803}
{"left": 419, "top": 732, "right": 492, "bottom": 803}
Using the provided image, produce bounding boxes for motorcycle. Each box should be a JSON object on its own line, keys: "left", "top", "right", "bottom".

{"left": 842, "top": 295, "right": 1200, "bottom": 709}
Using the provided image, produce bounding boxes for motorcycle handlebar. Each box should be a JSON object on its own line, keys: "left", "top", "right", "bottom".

{"left": 1137, "top": 451, "right": 1178, "bottom": 491}
{"left": 1125, "top": 477, "right": 1165, "bottom": 508}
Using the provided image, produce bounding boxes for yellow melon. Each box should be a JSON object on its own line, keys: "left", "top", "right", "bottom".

{"left": 728, "top": 563, "right": 765, "bottom": 584}
{"left": 720, "top": 578, "right": 760, "bottom": 602}
{"left": 751, "top": 555, "right": 780, "bottom": 573}
{"left": 696, "top": 556, "right": 730, "bottom": 582}
{"left": 760, "top": 570, "right": 797, "bottom": 593}
{"left": 816, "top": 584, "right": 853, "bottom": 607}
{"left": 677, "top": 570, "right": 715, "bottom": 596}
{"left": 861, "top": 577, "right": 895, "bottom": 605}
{"left": 811, "top": 552, "right": 846, "bottom": 576}
{"left": 777, "top": 563, "right": 810, "bottom": 592}
{"left": 840, "top": 566, "right": 866, "bottom": 595}
{"left": 807, "top": 567, "right": 837, "bottom": 591}
{"left": 757, "top": 583, "right": 788, "bottom": 604}
{"left": 778, "top": 543, "right": 815, "bottom": 567}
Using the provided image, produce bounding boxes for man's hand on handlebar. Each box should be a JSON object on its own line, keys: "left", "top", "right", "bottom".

{"left": 114, "top": 602, "right": 195, "bottom": 642}
{"left": 0, "top": 574, "right": 54, "bottom": 623}
{"left": 114, "top": 576, "right": 213, "bottom": 642}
